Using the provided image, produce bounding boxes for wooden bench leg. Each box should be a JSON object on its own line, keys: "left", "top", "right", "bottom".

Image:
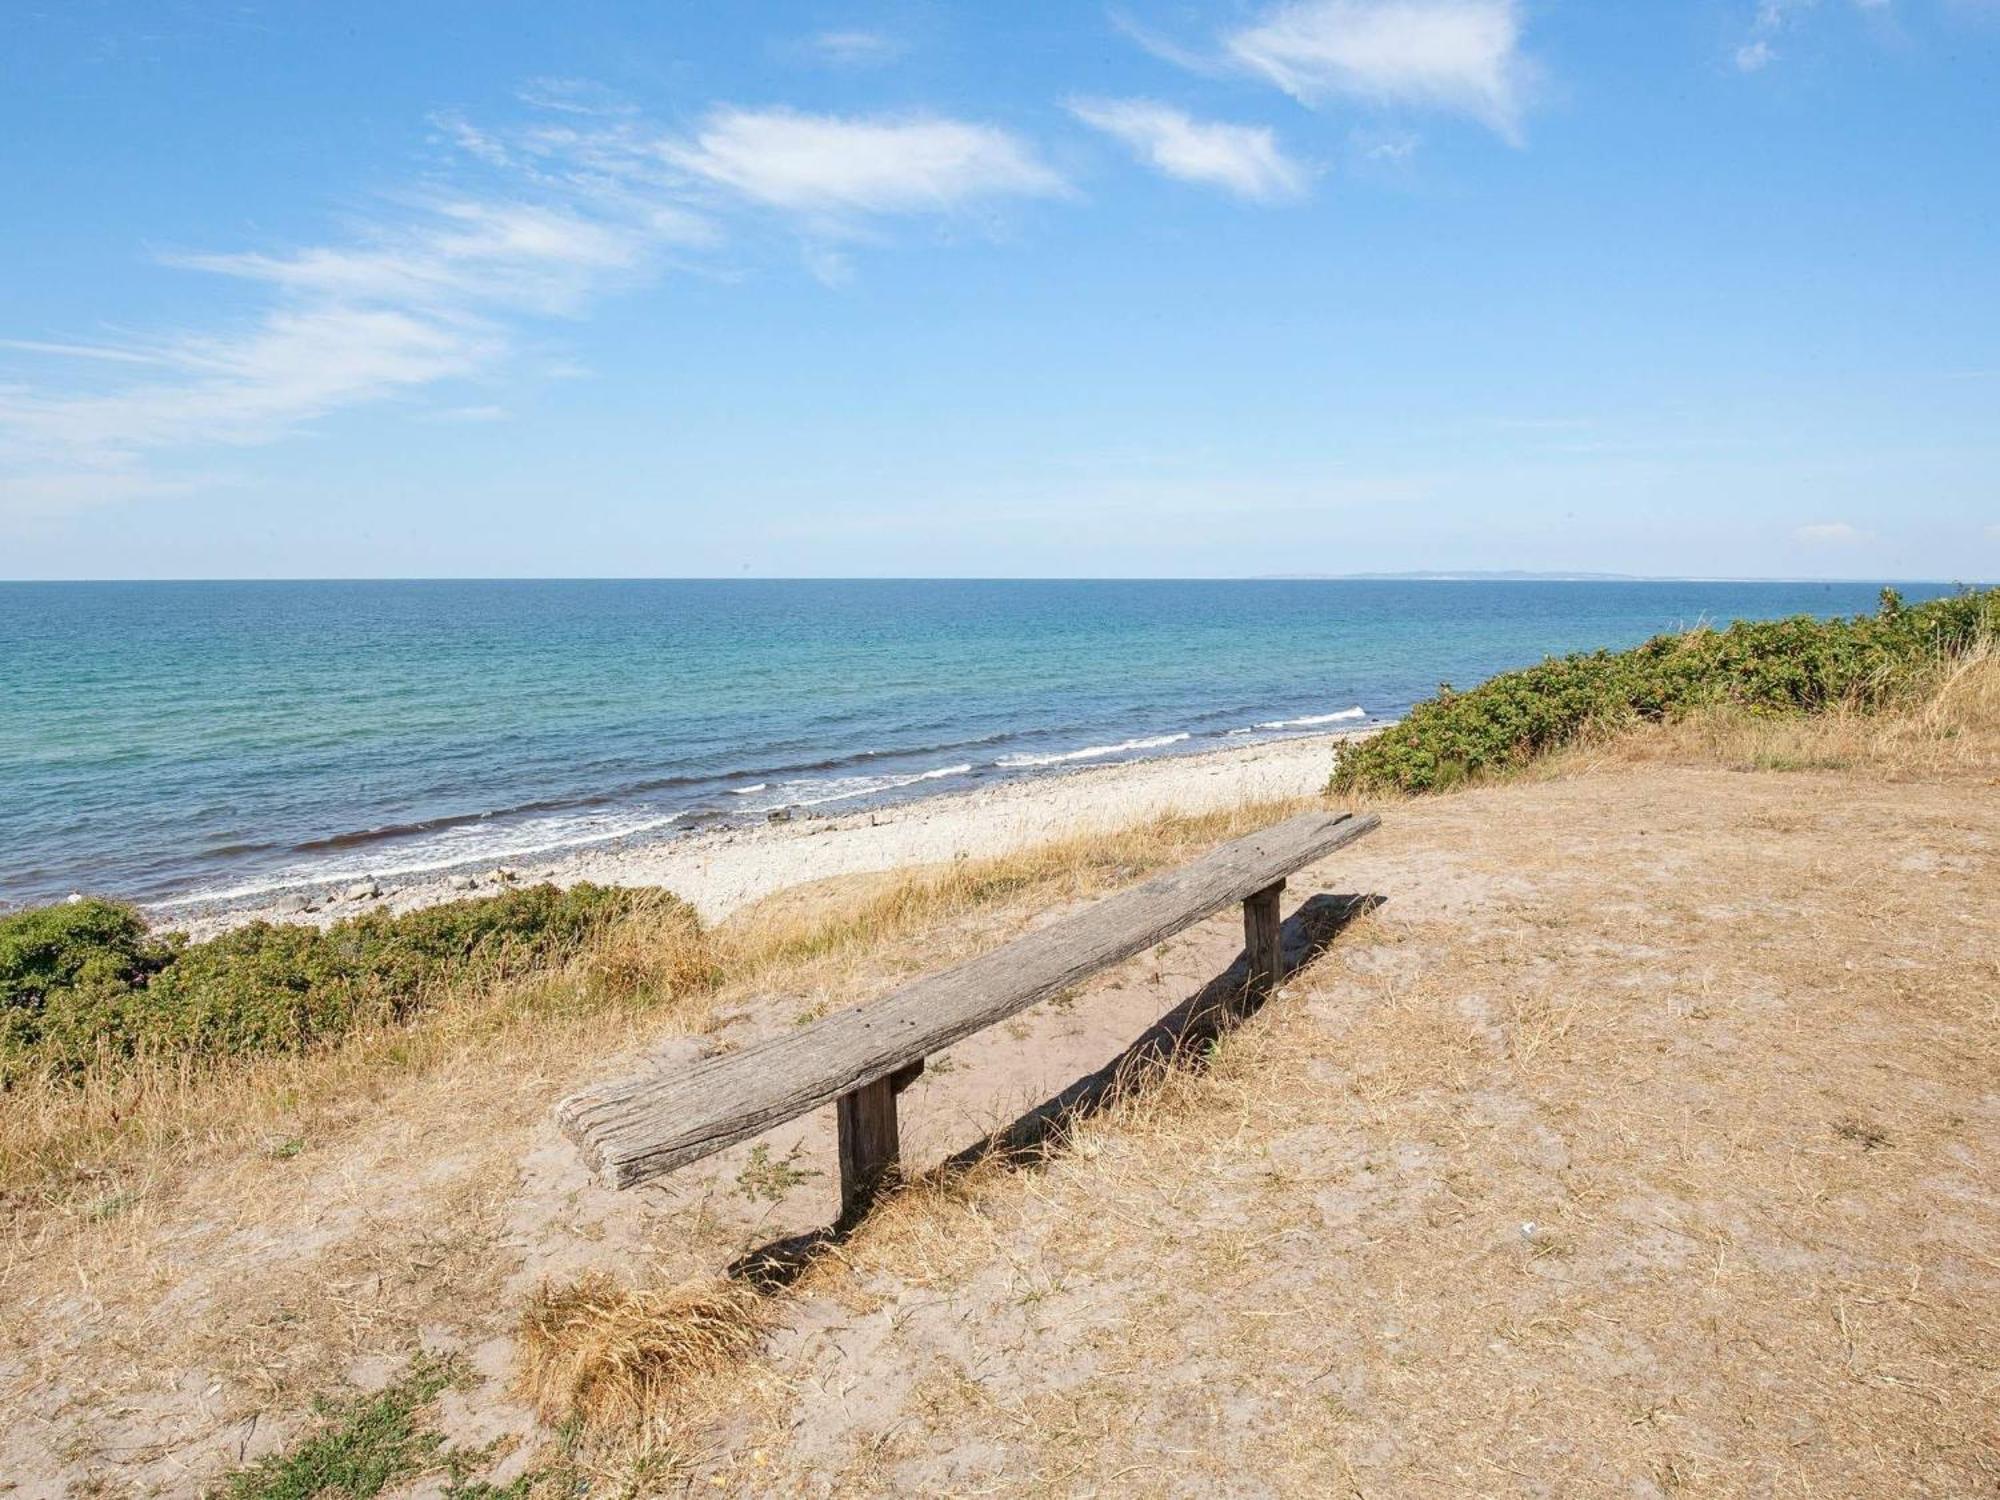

{"left": 836, "top": 1075, "right": 901, "bottom": 1221}
{"left": 1242, "top": 878, "right": 1285, "bottom": 1001}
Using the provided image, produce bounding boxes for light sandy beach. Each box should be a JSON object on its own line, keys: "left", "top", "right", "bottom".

{"left": 163, "top": 730, "right": 1365, "bottom": 939}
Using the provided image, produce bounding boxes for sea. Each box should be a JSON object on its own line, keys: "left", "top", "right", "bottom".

{"left": 0, "top": 578, "right": 1956, "bottom": 913}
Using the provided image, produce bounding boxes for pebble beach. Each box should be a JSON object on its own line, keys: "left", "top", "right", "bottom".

{"left": 159, "top": 729, "right": 1366, "bottom": 940}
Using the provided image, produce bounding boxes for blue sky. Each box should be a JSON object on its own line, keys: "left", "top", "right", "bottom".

{"left": 1, "top": 1, "right": 1994, "bottom": 580}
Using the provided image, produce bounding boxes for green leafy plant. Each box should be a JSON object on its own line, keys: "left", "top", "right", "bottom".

{"left": 734, "top": 1142, "right": 820, "bottom": 1203}
{"left": 1, "top": 883, "right": 702, "bottom": 1085}
{"left": 1330, "top": 587, "right": 1997, "bottom": 796}
{"left": 219, "top": 1357, "right": 457, "bottom": 1500}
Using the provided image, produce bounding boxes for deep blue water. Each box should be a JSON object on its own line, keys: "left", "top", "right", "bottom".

{"left": 0, "top": 579, "right": 1952, "bottom": 911}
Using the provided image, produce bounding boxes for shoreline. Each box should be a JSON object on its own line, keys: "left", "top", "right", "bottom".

{"left": 160, "top": 729, "right": 1369, "bottom": 941}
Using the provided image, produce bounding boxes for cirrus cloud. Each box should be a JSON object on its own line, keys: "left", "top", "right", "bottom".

{"left": 662, "top": 108, "right": 1066, "bottom": 218}
{"left": 1069, "top": 98, "right": 1309, "bottom": 200}
{"left": 1224, "top": 0, "right": 1536, "bottom": 140}
{"left": 1, "top": 98, "right": 1068, "bottom": 517}
{"left": 1734, "top": 0, "right": 1903, "bottom": 74}
{"left": 796, "top": 30, "right": 907, "bottom": 68}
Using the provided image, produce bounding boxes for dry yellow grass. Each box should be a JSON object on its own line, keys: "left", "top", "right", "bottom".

{"left": 0, "top": 796, "right": 1315, "bottom": 1224}
{"left": 4, "top": 660, "right": 1994, "bottom": 1496}
{"left": 0, "top": 899, "right": 720, "bottom": 1217}
{"left": 1570, "top": 635, "right": 2000, "bottom": 783}
{"left": 520, "top": 657, "right": 2000, "bottom": 1495}
{"left": 728, "top": 794, "right": 1323, "bottom": 977}
{"left": 518, "top": 1272, "right": 767, "bottom": 1433}
{"left": 0, "top": 795, "right": 1329, "bottom": 1493}
{"left": 717, "top": 864, "right": 1987, "bottom": 1488}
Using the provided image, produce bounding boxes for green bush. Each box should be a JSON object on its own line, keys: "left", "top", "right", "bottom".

{"left": 0, "top": 883, "right": 696, "bottom": 1084}
{"left": 1330, "top": 586, "right": 1998, "bottom": 796}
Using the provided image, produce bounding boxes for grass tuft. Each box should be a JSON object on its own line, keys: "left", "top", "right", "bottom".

{"left": 517, "top": 1273, "right": 767, "bottom": 1433}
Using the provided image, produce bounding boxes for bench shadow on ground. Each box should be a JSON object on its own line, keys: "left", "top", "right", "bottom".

{"left": 729, "top": 890, "right": 1385, "bottom": 1290}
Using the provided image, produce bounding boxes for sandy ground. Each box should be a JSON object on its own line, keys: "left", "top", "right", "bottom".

{"left": 5, "top": 733, "right": 1994, "bottom": 1496}
{"left": 164, "top": 732, "right": 1358, "bottom": 938}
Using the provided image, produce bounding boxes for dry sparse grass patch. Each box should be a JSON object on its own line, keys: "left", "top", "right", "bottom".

{"left": 1, "top": 796, "right": 1317, "bottom": 1224}
{"left": 0, "top": 899, "right": 719, "bottom": 1219}
{"left": 518, "top": 1272, "right": 767, "bottom": 1434}
{"left": 725, "top": 794, "right": 1322, "bottom": 983}
{"left": 0, "top": 794, "right": 1330, "bottom": 1493}
{"left": 518, "top": 668, "right": 1998, "bottom": 1495}
{"left": 1574, "top": 637, "right": 2000, "bottom": 783}
{"left": 680, "top": 781, "right": 1994, "bottom": 1492}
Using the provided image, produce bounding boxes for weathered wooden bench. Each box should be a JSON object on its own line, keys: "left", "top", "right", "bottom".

{"left": 558, "top": 809, "right": 1379, "bottom": 1218}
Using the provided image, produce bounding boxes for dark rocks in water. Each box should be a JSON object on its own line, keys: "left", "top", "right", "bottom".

{"left": 767, "top": 806, "right": 796, "bottom": 824}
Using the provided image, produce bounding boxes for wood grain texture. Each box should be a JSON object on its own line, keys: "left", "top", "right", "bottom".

{"left": 836, "top": 1076, "right": 900, "bottom": 1220}
{"left": 558, "top": 809, "right": 1380, "bottom": 1188}
{"left": 1243, "top": 879, "right": 1285, "bottom": 1000}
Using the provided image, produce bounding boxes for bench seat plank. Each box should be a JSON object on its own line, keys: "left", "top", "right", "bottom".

{"left": 558, "top": 809, "right": 1379, "bottom": 1189}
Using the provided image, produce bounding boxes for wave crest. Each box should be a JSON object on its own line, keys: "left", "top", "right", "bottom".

{"left": 995, "top": 732, "right": 1191, "bottom": 769}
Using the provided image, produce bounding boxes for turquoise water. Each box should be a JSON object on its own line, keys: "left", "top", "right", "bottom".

{"left": 0, "top": 579, "right": 1950, "bottom": 911}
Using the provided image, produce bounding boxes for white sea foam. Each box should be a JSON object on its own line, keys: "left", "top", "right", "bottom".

{"left": 786, "top": 762, "right": 974, "bottom": 808}
{"left": 994, "top": 732, "right": 1191, "bottom": 769}
{"left": 1255, "top": 706, "right": 1366, "bottom": 730}
{"left": 183, "top": 757, "right": 991, "bottom": 906}
{"left": 159, "top": 806, "right": 694, "bottom": 908}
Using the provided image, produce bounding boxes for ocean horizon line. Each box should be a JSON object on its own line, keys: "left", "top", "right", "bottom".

{"left": 0, "top": 573, "right": 1982, "bottom": 587}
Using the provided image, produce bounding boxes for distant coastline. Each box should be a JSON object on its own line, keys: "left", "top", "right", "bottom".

{"left": 1254, "top": 571, "right": 1983, "bottom": 584}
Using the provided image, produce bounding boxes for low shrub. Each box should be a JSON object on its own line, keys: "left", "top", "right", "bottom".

{"left": 0, "top": 883, "right": 703, "bottom": 1085}
{"left": 1330, "top": 587, "right": 1998, "bottom": 796}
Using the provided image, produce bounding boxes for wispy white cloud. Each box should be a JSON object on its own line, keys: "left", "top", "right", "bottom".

{"left": 1, "top": 306, "right": 495, "bottom": 460}
{"left": 1069, "top": 98, "right": 1308, "bottom": 200}
{"left": 797, "top": 30, "right": 907, "bottom": 67}
{"left": 2, "top": 97, "right": 1067, "bottom": 516}
{"left": 516, "top": 77, "right": 637, "bottom": 117}
{"left": 1735, "top": 0, "right": 1805, "bottom": 69}
{"left": 1356, "top": 128, "right": 1422, "bottom": 163}
{"left": 0, "top": 338, "right": 181, "bottom": 368}
{"left": 1793, "top": 520, "right": 1868, "bottom": 544}
{"left": 800, "top": 243, "right": 857, "bottom": 288}
{"left": 1107, "top": 9, "right": 1229, "bottom": 75}
{"left": 166, "top": 200, "right": 655, "bottom": 315}
{"left": 1734, "top": 0, "right": 1897, "bottom": 72}
{"left": 0, "top": 188, "right": 664, "bottom": 512}
{"left": 662, "top": 108, "right": 1066, "bottom": 218}
{"left": 1223, "top": 0, "right": 1535, "bottom": 140}
{"left": 1735, "top": 37, "right": 1778, "bottom": 70}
